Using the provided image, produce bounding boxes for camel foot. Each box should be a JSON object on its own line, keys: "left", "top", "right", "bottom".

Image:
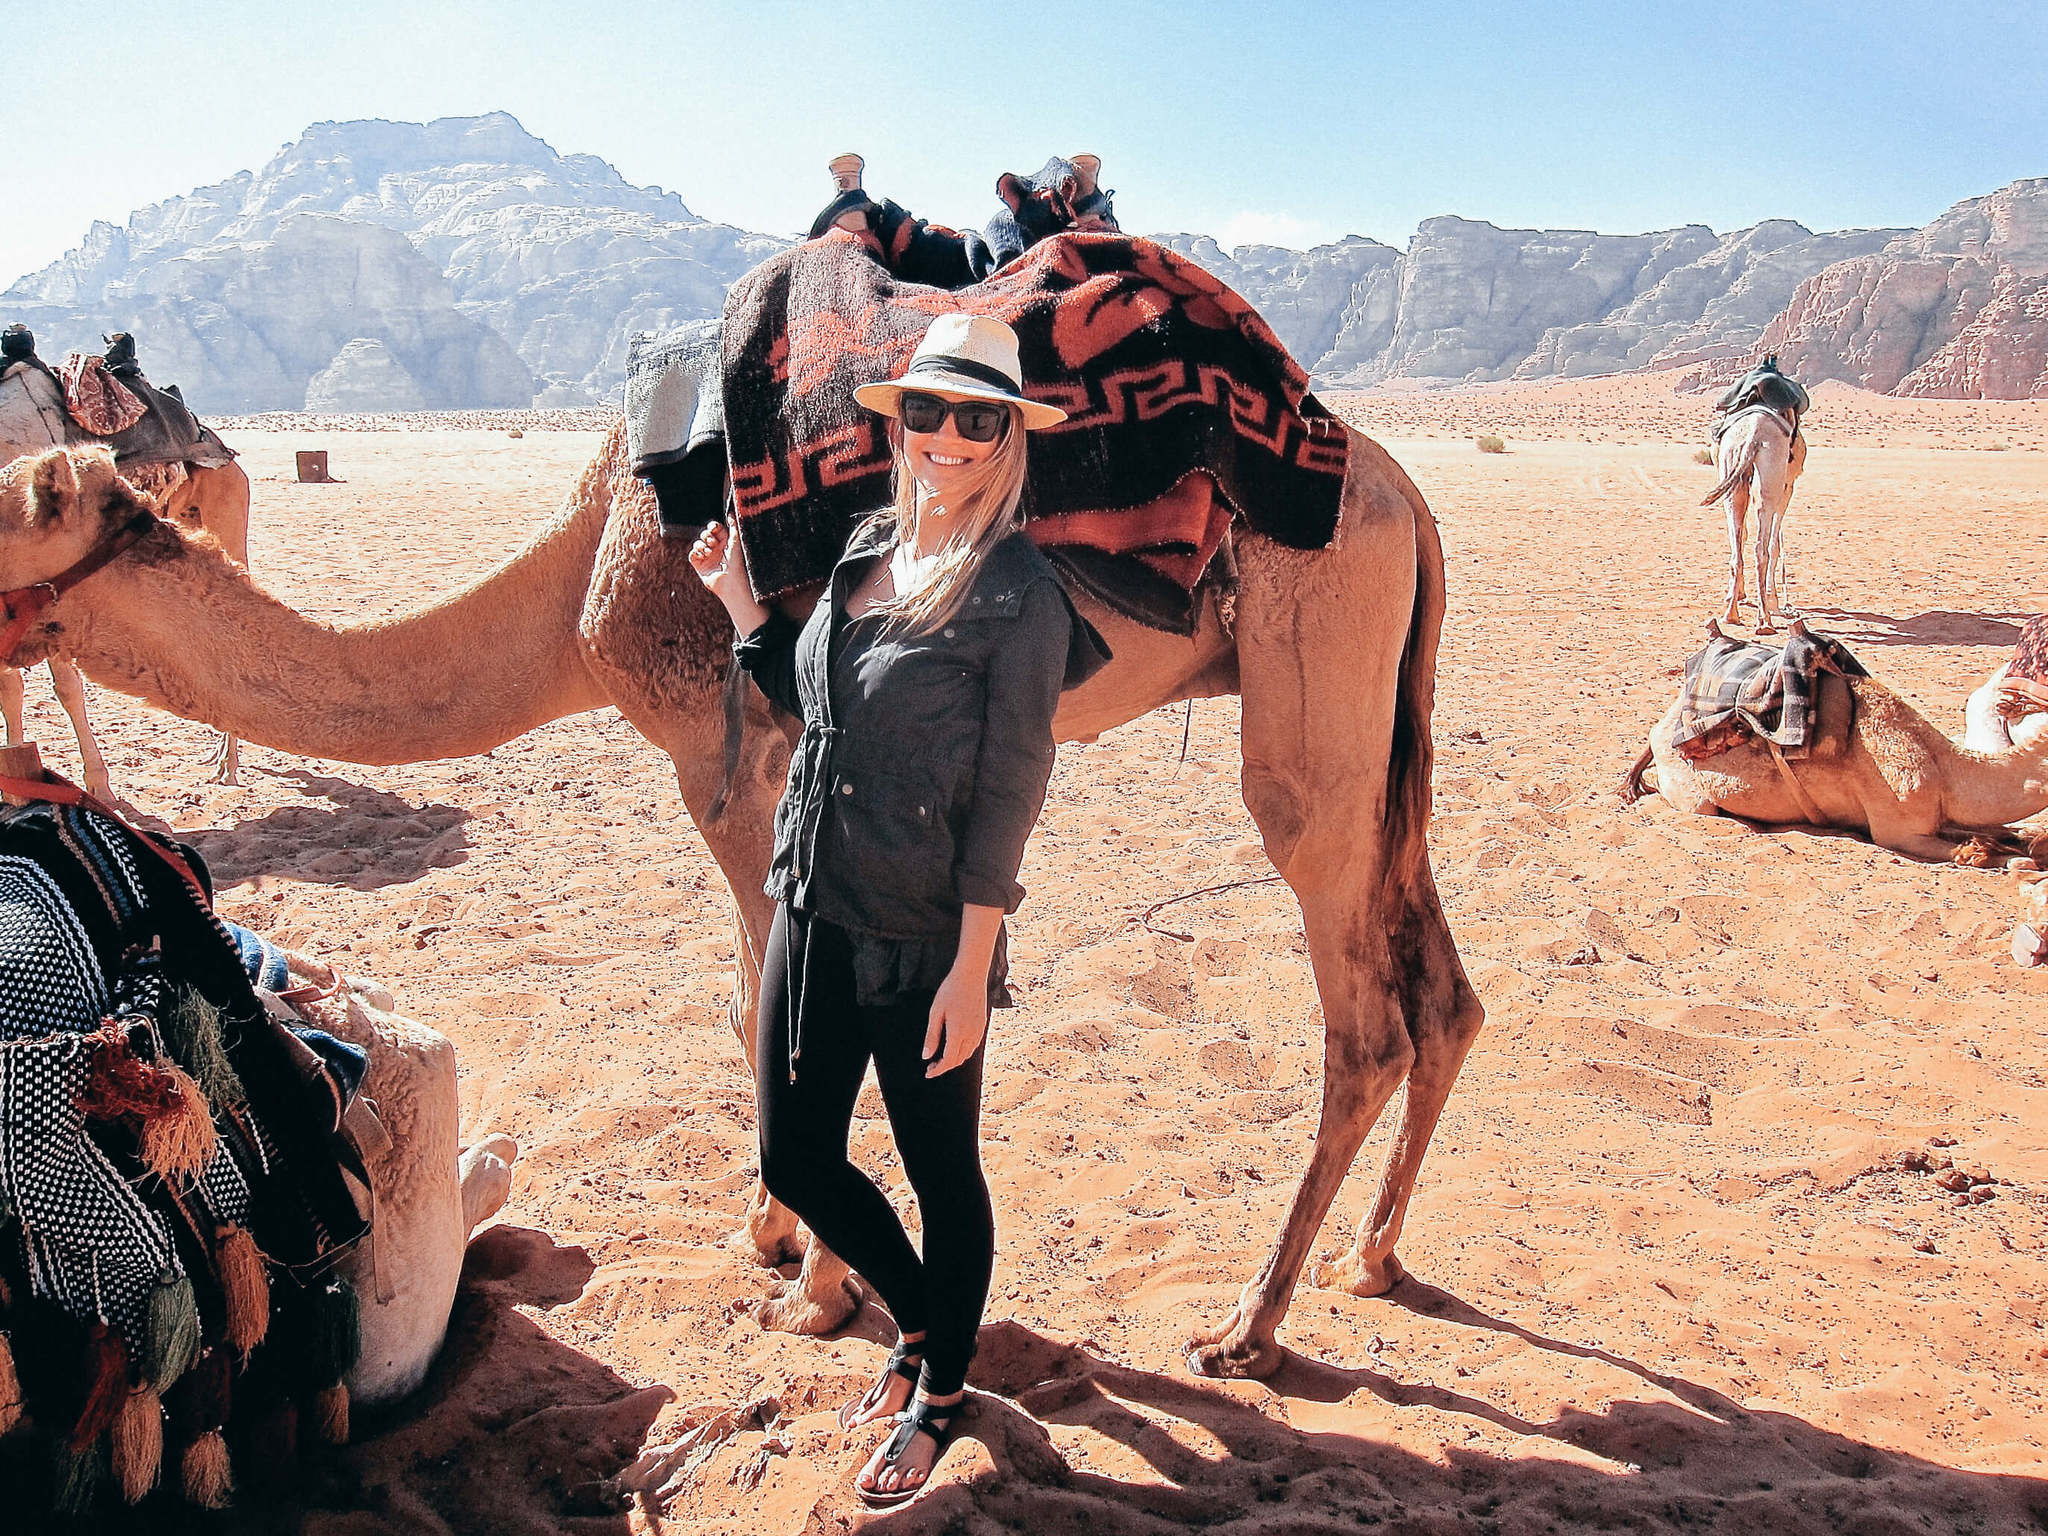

{"left": 83, "top": 773, "right": 115, "bottom": 803}
{"left": 459, "top": 1133, "right": 519, "bottom": 1234}
{"left": 1184, "top": 1308, "right": 1283, "bottom": 1380}
{"left": 750, "top": 1271, "right": 861, "bottom": 1337}
{"left": 1312, "top": 1247, "right": 1406, "bottom": 1297}
{"left": 733, "top": 1222, "right": 804, "bottom": 1269}
{"left": 735, "top": 1194, "right": 803, "bottom": 1269}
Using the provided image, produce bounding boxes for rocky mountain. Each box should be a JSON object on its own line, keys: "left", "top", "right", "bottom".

{"left": 5, "top": 114, "right": 2036, "bottom": 409}
{"left": 1161, "top": 217, "right": 1902, "bottom": 387}
{"left": 4, "top": 112, "right": 783, "bottom": 412}
{"left": 1753, "top": 179, "right": 2048, "bottom": 398}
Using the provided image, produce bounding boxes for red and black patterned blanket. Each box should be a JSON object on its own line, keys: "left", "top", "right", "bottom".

{"left": 721, "top": 230, "right": 1349, "bottom": 605}
{"left": 1998, "top": 614, "right": 2048, "bottom": 720}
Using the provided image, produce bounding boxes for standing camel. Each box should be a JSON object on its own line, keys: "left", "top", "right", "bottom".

{"left": 1702, "top": 404, "right": 1806, "bottom": 633}
{"left": 2, "top": 448, "right": 251, "bottom": 794}
{"left": 2, "top": 337, "right": 252, "bottom": 792}
{"left": 0, "top": 437, "right": 1482, "bottom": 1381}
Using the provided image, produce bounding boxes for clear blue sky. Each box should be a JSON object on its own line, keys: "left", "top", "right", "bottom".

{"left": 4, "top": 0, "right": 2041, "bottom": 286}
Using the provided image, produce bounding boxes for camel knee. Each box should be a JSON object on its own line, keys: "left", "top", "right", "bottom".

{"left": 459, "top": 1134, "right": 519, "bottom": 1233}
{"left": 1241, "top": 761, "right": 1309, "bottom": 872}
{"left": 1320, "top": 1018, "right": 1415, "bottom": 1123}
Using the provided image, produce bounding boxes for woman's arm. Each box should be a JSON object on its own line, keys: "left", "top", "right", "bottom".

{"left": 952, "top": 580, "right": 1069, "bottom": 914}
{"left": 690, "top": 520, "right": 803, "bottom": 716}
{"left": 688, "top": 520, "right": 769, "bottom": 632}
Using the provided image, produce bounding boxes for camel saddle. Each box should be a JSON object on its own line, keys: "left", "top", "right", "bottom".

{"left": 1710, "top": 355, "right": 1810, "bottom": 444}
{"left": 1670, "top": 619, "right": 1868, "bottom": 763}
{"left": 0, "top": 335, "right": 234, "bottom": 469}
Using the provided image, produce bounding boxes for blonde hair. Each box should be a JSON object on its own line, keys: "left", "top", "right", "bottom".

{"left": 859, "top": 408, "right": 1029, "bottom": 637}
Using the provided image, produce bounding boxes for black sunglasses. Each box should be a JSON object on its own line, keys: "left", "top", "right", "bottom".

{"left": 899, "top": 391, "right": 1012, "bottom": 443}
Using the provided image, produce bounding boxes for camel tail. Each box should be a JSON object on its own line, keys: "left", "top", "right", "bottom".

{"left": 1700, "top": 438, "right": 1761, "bottom": 506}
{"left": 1380, "top": 496, "right": 1450, "bottom": 913}
{"left": 1620, "top": 743, "right": 1656, "bottom": 804}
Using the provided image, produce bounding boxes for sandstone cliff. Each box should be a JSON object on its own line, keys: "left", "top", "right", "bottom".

{"left": 6, "top": 113, "right": 2031, "bottom": 408}
{"left": 1158, "top": 216, "right": 1900, "bottom": 388}
{"left": 1752, "top": 179, "right": 2048, "bottom": 398}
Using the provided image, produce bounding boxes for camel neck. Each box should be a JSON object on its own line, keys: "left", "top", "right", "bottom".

{"left": 57, "top": 502, "right": 612, "bottom": 767}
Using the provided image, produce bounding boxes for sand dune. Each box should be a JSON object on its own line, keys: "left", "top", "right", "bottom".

{"left": 10, "top": 372, "right": 2044, "bottom": 1532}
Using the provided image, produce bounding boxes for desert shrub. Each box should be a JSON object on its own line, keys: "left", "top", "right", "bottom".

{"left": 1692, "top": 447, "right": 1715, "bottom": 465}
{"left": 1475, "top": 434, "right": 1506, "bottom": 454}
{"left": 1986, "top": 441, "right": 2009, "bottom": 451}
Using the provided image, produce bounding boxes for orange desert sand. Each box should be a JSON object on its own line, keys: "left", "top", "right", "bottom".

{"left": 17, "top": 370, "right": 2047, "bottom": 1534}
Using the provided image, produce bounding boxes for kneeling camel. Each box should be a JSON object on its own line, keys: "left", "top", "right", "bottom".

{"left": 1626, "top": 666, "right": 2048, "bottom": 863}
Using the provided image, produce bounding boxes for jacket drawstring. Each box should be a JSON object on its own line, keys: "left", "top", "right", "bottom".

{"left": 784, "top": 902, "right": 817, "bottom": 1084}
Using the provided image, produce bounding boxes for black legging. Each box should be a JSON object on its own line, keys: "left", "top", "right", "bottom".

{"left": 755, "top": 904, "right": 994, "bottom": 1397}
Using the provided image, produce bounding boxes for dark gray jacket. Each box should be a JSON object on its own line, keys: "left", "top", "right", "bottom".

{"left": 735, "top": 519, "right": 1111, "bottom": 1003}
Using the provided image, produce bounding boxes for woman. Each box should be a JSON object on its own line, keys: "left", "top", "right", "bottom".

{"left": 688, "top": 312, "right": 1108, "bottom": 1505}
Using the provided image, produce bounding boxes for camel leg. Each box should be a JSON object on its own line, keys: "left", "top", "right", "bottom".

{"left": 46, "top": 657, "right": 113, "bottom": 800}
{"left": 575, "top": 457, "right": 857, "bottom": 1335}
{"left": 0, "top": 666, "right": 22, "bottom": 747}
{"left": 1187, "top": 477, "right": 1474, "bottom": 1378}
{"left": 320, "top": 996, "right": 477, "bottom": 1407}
{"left": 1187, "top": 962, "right": 1413, "bottom": 1378}
{"left": 1314, "top": 857, "right": 1484, "bottom": 1296}
{"left": 1753, "top": 472, "right": 1786, "bottom": 634}
{"left": 1757, "top": 444, "right": 1795, "bottom": 628}
{"left": 206, "top": 732, "right": 241, "bottom": 785}
{"left": 1720, "top": 491, "right": 1749, "bottom": 626}
{"left": 1721, "top": 483, "right": 1750, "bottom": 627}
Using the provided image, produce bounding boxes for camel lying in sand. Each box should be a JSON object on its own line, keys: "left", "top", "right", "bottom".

{"left": 0, "top": 433, "right": 1480, "bottom": 1382}
{"left": 1625, "top": 663, "right": 2048, "bottom": 863}
{"left": 275, "top": 947, "right": 519, "bottom": 1403}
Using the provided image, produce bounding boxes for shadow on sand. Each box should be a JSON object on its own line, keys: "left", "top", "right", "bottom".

{"left": 1799, "top": 606, "right": 2033, "bottom": 649}
{"left": 828, "top": 1281, "right": 2048, "bottom": 1534}
{"left": 185, "top": 768, "right": 470, "bottom": 891}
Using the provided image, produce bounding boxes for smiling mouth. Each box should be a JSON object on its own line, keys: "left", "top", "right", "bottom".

{"left": 927, "top": 453, "right": 969, "bottom": 467}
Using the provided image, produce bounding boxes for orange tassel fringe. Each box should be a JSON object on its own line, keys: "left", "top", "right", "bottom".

{"left": 79, "top": 1021, "right": 219, "bottom": 1181}
{"left": 72, "top": 1321, "right": 130, "bottom": 1452}
{"left": 139, "top": 1062, "right": 217, "bottom": 1179}
{"left": 0, "top": 1331, "right": 21, "bottom": 1436}
{"left": 214, "top": 1225, "right": 269, "bottom": 1355}
{"left": 181, "top": 1429, "right": 233, "bottom": 1509}
{"left": 312, "top": 1383, "right": 350, "bottom": 1446}
{"left": 112, "top": 1386, "right": 164, "bottom": 1503}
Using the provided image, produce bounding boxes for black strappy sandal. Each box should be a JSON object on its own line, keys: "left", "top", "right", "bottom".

{"left": 857, "top": 1396, "right": 962, "bottom": 1509}
{"left": 837, "top": 1336, "right": 924, "bottom": 1431}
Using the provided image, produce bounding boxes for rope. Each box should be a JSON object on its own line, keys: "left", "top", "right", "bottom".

{"left": 1138, "top": 874, "right": 1285, "bottom": 941}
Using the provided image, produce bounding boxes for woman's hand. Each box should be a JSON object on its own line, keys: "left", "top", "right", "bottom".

{"left": 923, "top": 968, "right": 991, "bottom": 1078}
{"left": 688, "top": 520, "right": 769, "bottom": 633}
{"left": 926, "top": 903, "right": 1002, "bottom": 1077}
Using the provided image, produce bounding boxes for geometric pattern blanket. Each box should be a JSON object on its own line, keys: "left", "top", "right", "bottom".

{"left": 0, "top": 794, "right": 369, "bottom": 1499}
{"left": 1669, "top": 621, "right": 1870, "bottom": 762}
{"left": 56, "top": 352, "right": 147, "bottom": 436}
{"left": 720, "top": 230, "right": 1350, "bottom": 605}
{"left": 1997, "top": 613, "right": 2048, "bottom": 720}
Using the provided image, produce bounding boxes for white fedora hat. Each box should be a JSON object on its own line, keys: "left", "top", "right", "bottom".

{"left": 854, "top": 313, "right": 1067, "bottom": 431}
